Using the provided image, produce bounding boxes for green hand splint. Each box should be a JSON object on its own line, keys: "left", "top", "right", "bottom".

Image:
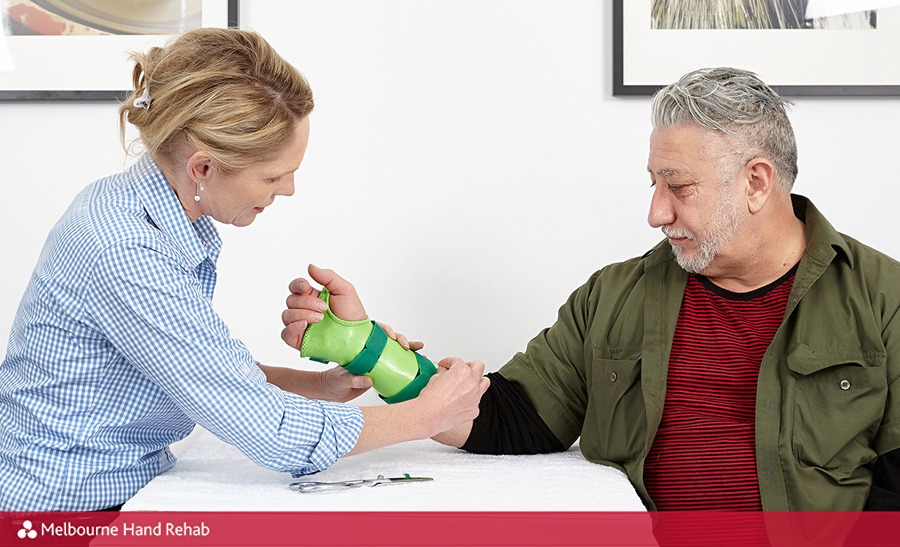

{"left": 299, "top": 288, "right": 437, "bottom": 404}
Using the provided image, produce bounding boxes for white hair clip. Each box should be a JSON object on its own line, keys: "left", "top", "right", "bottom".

{"left": 133, "top": 87, "right": 151, "bottom": 110}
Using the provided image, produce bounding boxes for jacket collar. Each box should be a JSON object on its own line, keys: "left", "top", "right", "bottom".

{"left": 791, "top": 194, "right": 854, "bottom": 270}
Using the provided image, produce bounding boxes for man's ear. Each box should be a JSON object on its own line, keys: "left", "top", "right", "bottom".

{"left": 186, "top": 151, "right": 213, "bottom": 184}
{"left": 745, "top": 158, "right": 776, "bottom": 214}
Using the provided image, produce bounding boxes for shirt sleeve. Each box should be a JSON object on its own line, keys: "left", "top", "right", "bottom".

{"left": 462, "top": 372, "right": 565, "bottom": 454}
{"left": 874, "top": 288, "right": 900, "bottom": 458}
{"left": 869, "top": 292, "right": 900, "bottom": 506}
{"left": 84, "top": 239, "right": 363, "bottom": 475}
{"left": 497, "top": 274, "right": 601, "bottom": 447}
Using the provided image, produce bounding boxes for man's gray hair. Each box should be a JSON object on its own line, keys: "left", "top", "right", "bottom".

{"left": 651, "top": 67, "right": 798, "bottom": 190}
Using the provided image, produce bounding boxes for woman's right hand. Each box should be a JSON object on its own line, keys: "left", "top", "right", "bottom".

{"left": 413, "top": 357, "right": 490, "bottom": 438}
{"left": 346, "top": 356, "right": 490, "bottom": 455}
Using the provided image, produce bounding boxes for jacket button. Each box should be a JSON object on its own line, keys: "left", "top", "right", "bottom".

{"left": 840, "top": 379, "right": 851, "bottom": 390}
{"left": 609, "top": 372, "right": 618, "bottom": 382}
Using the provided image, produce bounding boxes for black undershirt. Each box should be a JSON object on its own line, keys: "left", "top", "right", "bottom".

{"left": 867, "top": 450, "right": 900, "bottom": 510}
{"left": 461, "top": 373, "right": 563, "bottom": 455}
{"left": 464, "top": 373, "right": 900, "bottom": 510}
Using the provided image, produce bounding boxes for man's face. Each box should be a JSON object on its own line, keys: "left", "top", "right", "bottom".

{"left": 646, "top": 124, "right": 744, "bottom": 274}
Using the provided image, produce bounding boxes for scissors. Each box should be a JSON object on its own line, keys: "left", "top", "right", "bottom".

{"left": 289, "top": 473, "right": 433, "bottom": 494}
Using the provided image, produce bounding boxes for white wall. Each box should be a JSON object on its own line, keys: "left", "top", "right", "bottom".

{"left": 2, "top": 1, "right": 899, "bottom": 406}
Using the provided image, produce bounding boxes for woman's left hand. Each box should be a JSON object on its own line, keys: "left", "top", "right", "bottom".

{"left": 318, "top": 365, "right": 374, "bottom": 403}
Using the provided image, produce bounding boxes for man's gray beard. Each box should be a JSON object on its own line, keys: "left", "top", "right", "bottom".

{"left": 669, "top": 192, "right": 742, "bottom": 274}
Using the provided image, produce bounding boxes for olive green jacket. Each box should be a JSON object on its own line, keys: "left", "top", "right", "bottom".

{"left": 500, "top": 195, "right": 900, "bottom": 511}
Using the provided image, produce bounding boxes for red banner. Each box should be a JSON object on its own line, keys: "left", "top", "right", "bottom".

{"left": 2, "top": 511, "right": 900, "bottom": 546}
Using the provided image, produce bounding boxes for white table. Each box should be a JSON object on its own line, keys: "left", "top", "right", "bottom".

{"left": 123, "top": 427, "right": 647, "bottom": 512}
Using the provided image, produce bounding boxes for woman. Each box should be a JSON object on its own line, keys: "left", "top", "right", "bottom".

{"left": 0, "top": 28, "right": 487, "bottom": 511}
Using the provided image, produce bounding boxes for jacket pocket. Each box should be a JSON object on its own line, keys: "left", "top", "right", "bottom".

{"left": 582, "top": 352, "right": 645, "bottom": 463}
{"left": 787, "top": 346, "right": 885, "bottom": 471}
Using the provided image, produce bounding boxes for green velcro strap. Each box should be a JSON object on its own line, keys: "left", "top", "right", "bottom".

{"left": 380, "top": 351, "right": 438, "bottom": 404}
{"left": 343, "top": 322, "right": 388, "bottom": 376}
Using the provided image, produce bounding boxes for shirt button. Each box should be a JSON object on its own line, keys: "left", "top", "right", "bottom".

{"left": 840, "top": 379, "right": 851, "bottom": 390}
{"left": 609, "top": 372, "right": 618, "bottom": 382}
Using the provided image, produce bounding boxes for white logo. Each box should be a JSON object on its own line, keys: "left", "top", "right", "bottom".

{"left": 17, "top": 520, "right": 38, "bottom": 540}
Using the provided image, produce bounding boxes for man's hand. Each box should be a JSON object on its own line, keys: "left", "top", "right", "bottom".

{"left": 280, "top": 264, "right": 367, "bottom": 350}
{"left": 280, "top": 264, "right": 423, "bottom": 352}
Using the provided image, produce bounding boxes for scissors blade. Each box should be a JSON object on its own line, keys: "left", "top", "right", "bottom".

{"left": 290, "top": 474, "right": 433, "bottom": 493}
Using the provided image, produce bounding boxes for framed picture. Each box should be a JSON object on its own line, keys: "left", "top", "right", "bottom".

{"left": 0, "top": 0, "right": 238, "bottom": 100}
{"left": 613, "top": 0, "right": 900, "bottom": 96}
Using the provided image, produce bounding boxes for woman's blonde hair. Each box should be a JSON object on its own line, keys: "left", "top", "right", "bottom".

{"left": 118, "top": 28, "right": 314, "bottom": 173}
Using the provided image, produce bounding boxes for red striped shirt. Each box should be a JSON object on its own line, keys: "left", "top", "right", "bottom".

{"left": 643, "top": 267, "right": 795, "bottom": 511}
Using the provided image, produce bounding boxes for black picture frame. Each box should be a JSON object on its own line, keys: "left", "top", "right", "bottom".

{"left": 613, "top": 0, "right": 900, "bottom": 97}
{"left": 0, "top": 0, "right": 239, "bottom": 101}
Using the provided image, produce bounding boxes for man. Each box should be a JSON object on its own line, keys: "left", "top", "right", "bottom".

{"left": 282, "top": 67, "right": 900, "bottom": 513}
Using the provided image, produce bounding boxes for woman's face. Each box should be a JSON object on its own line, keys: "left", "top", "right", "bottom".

{"left": 198, "top": 116, "right": 311, "bottom": 227}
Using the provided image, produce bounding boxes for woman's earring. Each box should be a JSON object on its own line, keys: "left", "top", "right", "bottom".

{"left": 194, "top": 183, "right": 203, "bottom": 202}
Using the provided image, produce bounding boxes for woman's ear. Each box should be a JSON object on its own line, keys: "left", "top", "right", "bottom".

{"left": 186, "top": 151, "right": 213, "bottom": 184}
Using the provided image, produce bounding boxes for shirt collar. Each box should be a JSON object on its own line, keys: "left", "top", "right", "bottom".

{"left": 128, "top": 153, "right": 222, "bottom": 269}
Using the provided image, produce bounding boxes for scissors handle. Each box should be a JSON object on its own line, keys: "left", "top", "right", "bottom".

{"left": 289, "top": 480, "right": 363, "bottom": 493}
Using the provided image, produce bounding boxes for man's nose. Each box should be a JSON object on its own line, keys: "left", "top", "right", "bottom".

{"left": 647, "top": 186, "right": 675, "bottom": 228}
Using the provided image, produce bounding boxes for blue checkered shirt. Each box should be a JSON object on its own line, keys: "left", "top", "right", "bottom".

{"left": 0, "top": 154, "right": 364, "bottom": 511}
